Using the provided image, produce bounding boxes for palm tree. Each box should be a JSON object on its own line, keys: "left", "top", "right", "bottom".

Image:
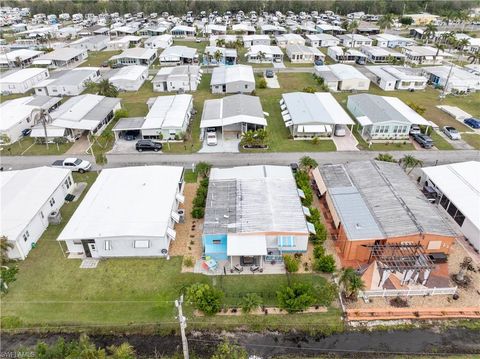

{"left": 400, "top": 155, "right": 423, "bottom": 174}
{"left": 339, "top": 268, "right": 365, "bottom": 299}
{"left": 299, "top": 156, "right": 318, "bottom": 170}
{"left": 468, "top": 52, "right": 480, "bottom": 64}
{"left": 434, "top": 43, "right": 446, "bottom": 63}
{"left": 257, "top": 50, "right": 266, "bottom": 63}
{"left": 213, "top": 49, "right": 223, "bottom": 64}
{"left": 216, "top": 38, "right": 225, "bottom": 47}
{"left": 423, "top": 23, "right": 437, "bottom": 45}
{"left": 347, "top": 20, "right": 358, "bottom": 48}
{"left": 86, "top": 79, "right": 119, "bottom": 97}
{"left": 0, "top": 236, "right": 14, "bottom": 265}
{"left": 31, "top": 108, "right": 53, "bottom": 150}
{"left": 378, "top": 13, "right": 395, "bottom": 30}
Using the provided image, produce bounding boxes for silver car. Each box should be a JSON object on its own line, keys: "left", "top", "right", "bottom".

{"left": 442, "top": 126, "right": 461, "bottom": 140}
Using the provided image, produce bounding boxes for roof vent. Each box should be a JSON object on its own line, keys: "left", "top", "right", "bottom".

{"left": 355, "top": 223, "right": 362, "bottom": 229}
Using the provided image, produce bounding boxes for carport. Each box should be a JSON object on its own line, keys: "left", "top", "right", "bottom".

{"left": 112, "top": 117, "right": 146, "bottom": 140}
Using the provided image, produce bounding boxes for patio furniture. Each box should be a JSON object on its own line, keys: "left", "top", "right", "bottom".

{"left": 230, "top": 264, "right": 244, "bottom": 273}
{"left": 250, "top": 265, "right": 263, "bottom": 273}
{"left": 205, "top": 259, "right": 218, "bottom": 271}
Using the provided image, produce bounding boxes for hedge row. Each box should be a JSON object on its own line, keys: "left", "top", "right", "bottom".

{"left": 191, "top": 177, "right": 209, "bottom": 219}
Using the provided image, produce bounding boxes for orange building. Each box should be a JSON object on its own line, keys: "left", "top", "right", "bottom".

{"left": 314, "top": 161, "right": 457, "bottom": 263}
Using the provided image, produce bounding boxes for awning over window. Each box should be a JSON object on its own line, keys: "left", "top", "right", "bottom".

{"left": 176, "top": 193, "right": 185, "bottom": 203}
{"left": 277, "top": 235, "right": 295, "bottom": 247}
{"left": 297, "top": 188, "right": 306, "bottom": 199}
{"left": 307, "top": 222, "right": 316, "bottom": 235}
{"left": 166, "top": 227, "right": 176, "bottom": 240}
{"left": 171, "top": 211, "right": 180, "bottom": 223}
{"left": 302, "top": 206, "right": 311, "bottom": 217}
{"left": 226, "top": 234, "right": 267, "bottom": 256}
{"left": 282, "top": 114, "right": 291, "bottom": 122}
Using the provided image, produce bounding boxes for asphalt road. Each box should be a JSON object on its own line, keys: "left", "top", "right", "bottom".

{"left": 1, "top": 150, "right": 479, "bottom": 171}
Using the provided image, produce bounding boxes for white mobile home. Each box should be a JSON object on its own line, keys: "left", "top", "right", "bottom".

{"left": 422, "top": 65, "right": 480, "bottom": 94}
{"left": 106, "top": 35, "right": 142, "bottom": 50}
{"left": 366, "top": 66, "right": 428, "bottom": 91}
{"left": 275, "top": 33, "right": 305, "bottom": 48}
{"left": 0, "top": 96, "right": 61, "bottom": 144}
{"left": 69, "top": 35, "right": 108, "bottom": 51}
{"left": 1, "top": 166, "right": 74, "bottom": 260}
{"left": 314, "top": 64, "right": 370, "bottom": 91}
{"left": 347, "top": 94, "right": 431, "bottom": 141}
{"left": 0, "top": 68, "right": 49, "bottom": 94}
{"left": 58, "top": 166, "right": 185, "bottom": 258}
{"left": 170, "top": 25, "right": 196, "bottom": 38}
{"left": 210, "top": 64, "right": 255, "bottom": 94}
{"left": 360, "top": 46, "right": 405, "bottom": 64}
{"left": 152, "top": 65, "right": 202, "bottom": 93}
{"left": 33, "top": 47, "right": 88, "bottom": 68}
{"left": 141, "top": 95, "right": 193, "bottom": 140}
{"left": 245, "top": 45, "right": 283, "bottom": 63}
{"left": 338, "top": 34, "right": 373, "bottom": 47}
{"left": 110, "top": 48, "right": 157, "bottom": 67}
{"left": 0, "top": 49, "right": 43, "bottom": 68}
{"left": 403, "top": 46, "right": 451, "bottom": 65}
{"left": 327, "top": 46, "right": 367, "bottom": 64}
{"left": 286, "top": 44, "right": 324, "bottom": 63}
{"left": 33, "top": 67, "right": 100, "bottom": 96}
{"left": 242, "top": 34, "right": 271, "bottom": 48}
{"left": 370, "top": 33, "right": 416, "bottom": 48}
{"left": 144, "top": 34, "right": 173, "bottom": 50}
{"left": 281, "top": 92, "right": 354, "bottom": 138}
{"left": 107, "top": 65, "right": 148, "bottom": 91}
{"left": 159, "top": 46, "right": 198, "bottom": 65}
{"left": 305, "top": 33, "right": 340, "bottom": 47}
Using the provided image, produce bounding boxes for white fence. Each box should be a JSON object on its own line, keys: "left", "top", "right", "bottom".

{"left": 361, "top": 286, "right": 457, "bottom": 298}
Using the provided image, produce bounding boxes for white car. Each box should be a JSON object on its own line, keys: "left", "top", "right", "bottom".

{"left": 206, "top": 132, "right": 218, "bottom": 146}
{"left": 442, "top": 126, "right": 461, "bottom": 140}
{"left": 334, "top": 124, "right": 346, "bottom": 137}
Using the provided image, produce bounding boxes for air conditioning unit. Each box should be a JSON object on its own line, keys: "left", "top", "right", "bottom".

{"left": 177, "top": 209, "right": 185, "bottom": 223}
{"left": 48, "top": 210, "right": 62, "bottom": 224}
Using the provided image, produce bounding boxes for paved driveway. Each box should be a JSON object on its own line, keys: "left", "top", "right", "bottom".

{"left": 265, "top": 74, "right": 280, "bottom": 88}
{"left": 332, "top": 129, "right": 359, "bottom": 151}
{"left": 199, "top": 133, "right": 240, "bottom": 153}
{"left": 273, "top": 61, "right": 286, "bottom": 69}
{"left": 435, "top": 130, "right": 473, "bottom": 150}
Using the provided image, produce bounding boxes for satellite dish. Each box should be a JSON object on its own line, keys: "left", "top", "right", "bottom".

{"left": 161, "top": 248, "right": 168, "bottom": 254}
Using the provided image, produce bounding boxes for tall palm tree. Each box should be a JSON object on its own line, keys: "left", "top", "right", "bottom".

{"left": 400, "top": 155, "right": 423, "bottom": 174}
{"left": 257, "top": 50, "right": 266, "bottom": 63}
{"left": 423, "top": 23, "right": 437, "bottom": 45}
{"left": 31, "top": 108, "right": 53, "bottom": 150}
{"left": 0, "top": 236, "right": 14, "bottom": 265}
{"left": 213, "top": 49, "right": 223, "bottom": 64}
{"left": 434, "top": 43, "right": 446, "bottom": 63}
{"left": 378, "top": 13, "right": 395, "bottom": 30}
{"left": 86, "top": 79, "right": 119, "bottom": 97}
{"left": 347, "top": 20, "right": 359, "bottom": 48}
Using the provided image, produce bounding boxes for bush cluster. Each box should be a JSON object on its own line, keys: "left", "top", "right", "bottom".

{"left": 191, "top": 177, "right": 209, "bottom": 219}
{"left": 308, "top": 207, "right": 327, "bottom": 244}
{"left": 312, "top": 244, "right": 336, "bottom": 273}
{"left": 186, "top": 283, "right": 223, "bottom": 315}
{"left": 283, "top": 254, "right": 300, "bottom": 273}
{"left": 294, "top": 170, "right": 313, "bottom": 207}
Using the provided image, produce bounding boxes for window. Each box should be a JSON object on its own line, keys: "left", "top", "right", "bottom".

{"left": 278, "top": 236, "right": 295, "bottom": 247}
{"left": 73, "top": 240, "right": 82, "bottom": 245}
{"left": 134, "top": 240, "right": 150, "bottom": 248}
{"left": 245, "top": 84, "right": 248, "bottom": 89}
{"left": 104, "top": 240, "right": 112, "bottom": 250}
{"left": 64, "top": 179, "right": 70, "bottom": 189}
{"left": 440, "top": 195, "right": 450, "bottom": 209}
{"left": 453, "top": 210, "right": 465, "bottom": 226}
{"left": 40, "top": 211, "right": 44, "bottom": 219}
{"left": 49, "top": 197, "right": 56, "bottom": 207}
{"left": 23, "top": 230, "right": 30, "bottom": 242}
{"left": 212, "top": 239, "right": 222, "bottom": 245}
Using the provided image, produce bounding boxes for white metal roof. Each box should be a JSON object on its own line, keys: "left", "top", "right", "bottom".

{"left": 226, "top": 234, "right": 267, "bottom": 256}
{"left": 210, "top": 64, "right": 254, "bottom": 85}
{"left": 422, "top": 161, "right": 480, "bottom": 229}
{"left": 325, "top": 64, "right": 369, "bottom": 81}
{"left": 35, "top": 47, "right": 85, "bottom": 62}
{"left": 0, "top": 96, "right": 60, "bottom": 131}
{"left": 0, "top": 68, "right": 47, "bottom": 83}
{"left": 110, "top": 48, "right": 156, "bottom": 60}
{"left": 109, "top": 65, "right": 147, "bottom": 82}
{"left": 0, "top": 49, "right": 43, "bottom": 63}
{"left": 282, "top": 92, "right": 354, "bottom": 126}
{"left": 143, "top": 94, "right": 192, "bottom": 130}
{"left": 58, "top": 166, "right": 184, "bottom": 241}
{"left": 1, "top": 166, "right": 70, "bottom": 241}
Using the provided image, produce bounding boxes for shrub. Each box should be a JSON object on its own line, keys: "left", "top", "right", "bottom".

{"left": 211, "top": 340, "right": 248, "bottom": 359}
{"left": 375, "top": 153, "right": 396, "bottom": 163}
{"left": 295, "top": 170, "right": 313, "bottom": 206}
{"left": 283, "top": 254, "right": 300, "bottom": 273}
{"left": 390, "top": 296, "right": 409, "bottom": 308}
{"left": 183, "top": 257, "right": 194, "bottom": 268}
{"left": 313, "top": 245, "right": 325, "bottom": 259}
{"left": 314, "top": 254, "right": 336, "bottom": 273}
{"left": 302, "top": 86, "right": 316, "bottom": 93}
{"left": 277, "top": 283, "right": 315, "bottom": 313}
{"left": 240, "top": 293, "right": 263, "bottom": 314}
{"left": 196, "top": 162, "right": 212, "bottom": 178}
{"left": 186, "top": 283, "right": 223, "bottom": 315}
{"left": 316, "top": 282, "right": 337, "bottom": 306}
{"left": 258, "top": 78, "right": 267, "bottom": 89}
{"left": 191, "top": 207, "right": 205, "bottom": 219}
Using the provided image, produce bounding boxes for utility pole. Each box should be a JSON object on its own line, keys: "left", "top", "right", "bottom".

{"left": 175, "top": 295, "right": 189, "bottom": 359}
{"left": 440, "top": 61, "right": 455, "bottom": 101}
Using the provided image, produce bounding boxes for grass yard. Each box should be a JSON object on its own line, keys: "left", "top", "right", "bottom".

{"left": 430, "top": 130, "right": 455, "bottom": 150}
{"left": 462, "top": 133, "right": 480, "bottom": 150}
{"left": 334, "top": 87, "right": 480, "bottom": 133}
{"left": 173, "top": 40, "right": 208, "bottom": 53}
{"left": 117, "top": 81, "right": 154, "bottom": 117}
{"left": 183, "top": 169, "right": 198, "bottom": 183}
{"left": 79, "top": 50, "right": 121, "bottom": 67}
{"left": 0, "top": 91, "right": 34, "bottom": 103}
{"left": 1, "top": 170, "right": 342, "bottom": 333}
{"left": 0, "top": 136, "right": 73, "bottom": 156}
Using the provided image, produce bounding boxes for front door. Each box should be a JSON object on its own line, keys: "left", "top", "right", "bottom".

{"left": 81, "top": 239, "right": 96, "bottom": 258}
{"left": 88, "top": 243, "right": 98, "bottom": 258}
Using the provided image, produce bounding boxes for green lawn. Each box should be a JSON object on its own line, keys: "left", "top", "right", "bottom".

{"left": 430, "top": 130, "right": 455, "bottom": 150}
{"left": 184, "top": 169, "right": 198, "bottom": 183}
{"left": 79, "top": 50, "right": 121, "bottom": 67}
{"left": 1, "top": 171, "right": 342, "bottom": 333}
{"left": 173, "top": 40, "right": 208, "bottom": 53}
{"left": 0, "top": 91, "right": 34, "bottom": 103}
{"left": 0, "top": 137, "right": 73, "bottom": 156}
{"left": 334, "top": 87, "right": 480, "bottom": 133}
{"left": 117, "top": 81, "right": 154, "bottom": 117}
{"left": 462, "top": 133, "right": 480, "bottom": 150}
{"left": 255, "top": 72, "right": 336, "bottom": 152}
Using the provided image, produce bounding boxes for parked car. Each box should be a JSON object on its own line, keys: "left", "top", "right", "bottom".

{"left": 111, "top": 62, "right": 124, "bottom": 69}
{"left": 135, "top": 139, "right": 162, "bottom": 152}
{"left": 409, "top": 124, "right": 421, "bottom": 135}
{"left": 206, "top": 132, "right": 217, "bottom": 146}
{"left": 413, "top": 133, "right": 433, "bottom": 149}
{"left": 51, "top": 158, "right": 92, "bottom": 173}
{"left": 206, "top": 127, "right": 216, "bottom": 133}
{"left": 334, "top": 124, "right": 346, "bottom": 137}
{"left": 442, "top": 126, "right": 461, "bottom": 140}
{"left": 314, "top": 59, "right": 324, "bottom": 66}
{"left": 265, "top": 69, "right": 274, "bottom": 78}
{"left": 21, "top": 128, "right": 32, "bottom": 137}
{"left": 124, "top": 130, "right": 139, "bottom": 141}
{"left": 464, "top": 117, "right": 480, "bottom": 129}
